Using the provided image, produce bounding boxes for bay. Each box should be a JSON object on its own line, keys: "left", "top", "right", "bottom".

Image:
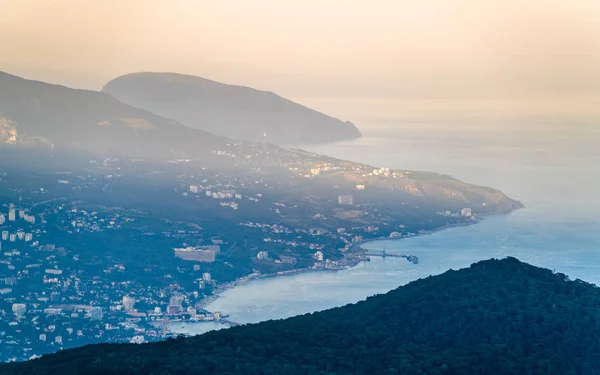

{"left": 191, "top": 115, "right": 600, "bottom": 330}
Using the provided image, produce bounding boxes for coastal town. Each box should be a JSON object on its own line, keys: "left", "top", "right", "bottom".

{"left": 0, "top": 194, "right": 429, "bottom": 361}
{"left": 0, "top": 143, "right": 511, "bottom": 361}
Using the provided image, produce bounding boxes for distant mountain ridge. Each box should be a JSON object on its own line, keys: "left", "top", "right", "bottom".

{"left": 102, "top": 72, "right": 362, "bottom": 145}
{"left": 3, "top": 257, "right": 599, "bottom": 375}
{"left": 0, "top": 71, "right": 224, "bottom": 158}
{"left": 0, "top": 71, "right": 522, "bottom": 214}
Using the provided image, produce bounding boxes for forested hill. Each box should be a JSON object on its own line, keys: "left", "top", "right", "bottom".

{"left": 3, "top": 257, "right": 600, "bottom": 375}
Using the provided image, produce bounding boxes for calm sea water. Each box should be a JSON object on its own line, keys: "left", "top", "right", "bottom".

{"left": 183, "top": 116, "right": 600, "bottom": 332}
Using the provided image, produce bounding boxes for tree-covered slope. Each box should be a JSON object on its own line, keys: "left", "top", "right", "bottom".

{"left": 103, "top": 72, "right": 362, "bottom": 145}
{"left": 0, "top": 71, "right": 224, "bottom": 158}
{"left": 3, "top": 257, "right": 600, "bottom": 375}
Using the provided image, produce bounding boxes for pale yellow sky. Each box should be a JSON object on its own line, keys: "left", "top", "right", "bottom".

{"left": 1, "top": 0, "right": 599, "bottom": 103}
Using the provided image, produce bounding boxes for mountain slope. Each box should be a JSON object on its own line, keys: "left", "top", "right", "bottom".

{"left": 4, "top": 257, "right": 599, "bottom": 375}
{"left": 0, "top": 72, "right": 521, "bottom": 214}
{"left": 0, "top": 71, "right": 224, "bottom": 158}
{"left": 102, "top": 72, "right": 362, "bottom": 145}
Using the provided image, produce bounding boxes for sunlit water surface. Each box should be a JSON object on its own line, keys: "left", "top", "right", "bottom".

{"left": 178, "top": 117, "right": 600, "bottom": 332}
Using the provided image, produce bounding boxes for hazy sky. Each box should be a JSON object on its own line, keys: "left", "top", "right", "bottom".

{"left": 1, "top": 0, "right": 599, "bottom": 102}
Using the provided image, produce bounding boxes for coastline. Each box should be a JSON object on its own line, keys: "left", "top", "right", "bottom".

{"left": 197, "top": 263, "right": 340, "bottom": 311}
{"left": 352, "top": 216, "right": 482, "bottom": 250}
{"left": 192, "top": 214, "right": 493, "bottom": 325}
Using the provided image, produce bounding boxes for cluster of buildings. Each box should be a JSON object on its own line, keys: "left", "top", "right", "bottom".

{"left": 0, "top": 197, "right": 229, "bottom": 361}
{"left": 438, "top": 207, "right": 474, "bottom": 218}
{"left": 0, "top": 205, "right": 36, "bottom": 226}
{"left": 0, "top": 205, "right": 39, "bottom": 269}
{"left": 0, "top": 144, "right": 475, "bottom": 361}
{"left": 292, "top": 159, "right": 409, "bottom": 182}
{"left": 60, "top": 206, "right": 135, "bottom": 234}
{"left": 185, "top": 182, "right": 246, "bottom": 212}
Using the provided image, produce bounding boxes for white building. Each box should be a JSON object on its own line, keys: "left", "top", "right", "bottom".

{"left": 372, "top": 167, "right": 391, "bottom": 176}
{"left": 461, "top": 208, "right": 472, "bottom": 217}
{"left": 8, "top": 209, "right": 15, "bottom": 222}
{"left": 25, "top": 233, "right": 33, "bottom": 242}
{"left": 202, "top": 272, "right": 212, "bottom": 282}
{"left": 90, "top": 306, "right": 103, "bottom": 321}
{"left": 257, "top": 251, "right": 269, "bottom": 260}
{"left": 338, "top": 195, "right": 354, "bottom": 205}
{"left": 122, "top": 296, "right": 136, "bottom": 311}
{"left": 130, "top": 335, "right": 145, "bottom": 344}
{"left": 313, "top": 251, "right": 324, "bottom": 262}
{"left": 169, "top": 295, "right": 184, "bottom": 307}
{"left": 0, "top": 214, "right": 5, "bottom": 225}
{"left": 356, "top": 184, "right": 366, "bottom": 191}
{"left": 1, "top": 231, "right": 7, "bottom": 240}
{"left": 189, "top": 185, "right": 199, "bottom": 193}
{"left": 174, "top": 246, "right": 219, "bottom": 263}
{"left": 12, "top": 303, "right": 26, "bottom": 316}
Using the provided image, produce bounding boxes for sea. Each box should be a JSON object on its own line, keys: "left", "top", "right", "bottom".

{"left": 171, "top": 102, "right": 600, "bottom": 335}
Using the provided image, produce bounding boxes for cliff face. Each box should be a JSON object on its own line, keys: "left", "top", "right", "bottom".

{"left": 102, "top": 72, "right": 362, "bottom": 145}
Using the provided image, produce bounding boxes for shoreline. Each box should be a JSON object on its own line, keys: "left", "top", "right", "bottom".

{"left": 190, "top": 215, "right": 492, "bottom": 325}
{"left": 352, "top": 216, "right": 482, "bottom": 250}
{"left": 171, "top": 206, "right": 527, "bottom": 333}
{"left": 197, "top": 263, "right": 343, "bottom": 311}
{"left": 166, "top": 209, "right": 527, "bottom": 334}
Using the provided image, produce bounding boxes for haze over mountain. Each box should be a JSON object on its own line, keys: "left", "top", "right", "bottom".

{"left": 102, "top": 72, "right": 362, "bottom": 145}
{"left": 0, "top": 70, "right": 521, "bottom": 215}
{"left": 3, "top": 257, "right": 599, "bottom": 375}
{"left": 0, "top": 71, "right": 224, "bottom": 158}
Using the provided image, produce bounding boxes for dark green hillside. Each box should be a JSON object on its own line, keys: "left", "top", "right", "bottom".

{"left": 3, "top": 257, "right": 600, "bottom": 375}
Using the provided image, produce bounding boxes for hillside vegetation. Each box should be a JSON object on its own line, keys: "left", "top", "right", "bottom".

{"left": 3, "top": 257, "right": 599, "bottom": 375}
{"left": 0, "top": 71, "right": 222, "bottom": 158}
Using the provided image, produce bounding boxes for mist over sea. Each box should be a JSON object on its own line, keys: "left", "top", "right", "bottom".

{"left": 175, "top": 106, "right": 600, "bottom": 333}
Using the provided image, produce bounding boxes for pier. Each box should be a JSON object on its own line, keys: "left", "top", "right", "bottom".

{"left": 364, "top": 249, "right": 419, "bottom": 264}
